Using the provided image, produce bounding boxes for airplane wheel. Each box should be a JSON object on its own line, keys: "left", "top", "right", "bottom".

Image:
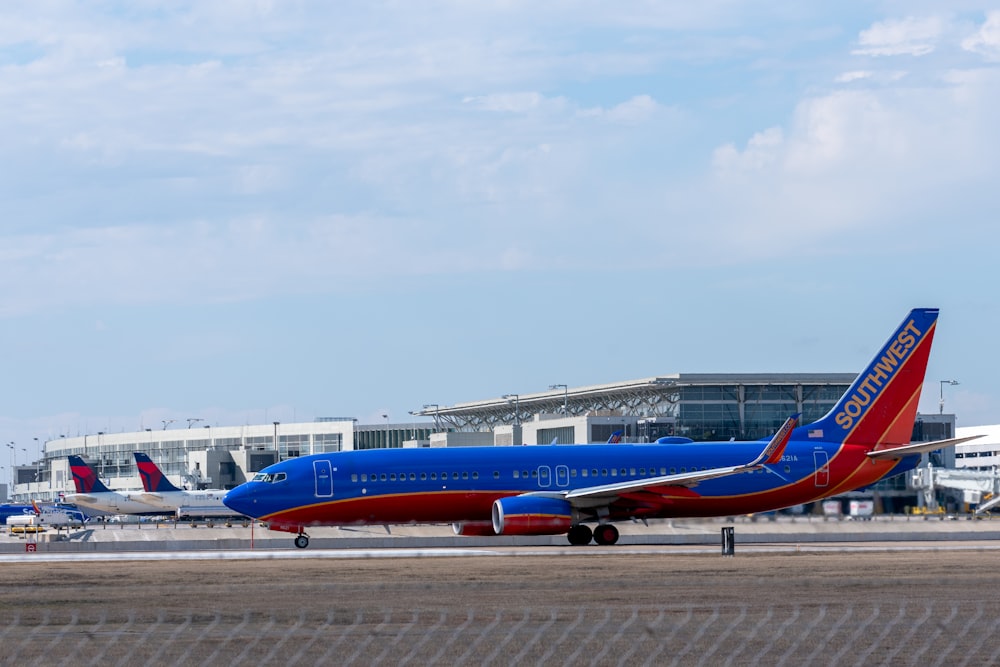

{"left": 593, "top": 524, "right": 619, "bottom": 546}
{"left": 294, "top": 534, "right": 309, "bottom": 549}
{"left": 567, "top": 524, "right": 593, "bottom": 546}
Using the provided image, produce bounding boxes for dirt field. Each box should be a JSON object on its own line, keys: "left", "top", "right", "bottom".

{"left": 2, "top": 550, "right": 998, "bottom": 665}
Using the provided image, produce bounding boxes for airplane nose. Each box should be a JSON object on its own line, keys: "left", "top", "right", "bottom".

{"left": 223, "top": 485, "right": 256, "bottom": 517}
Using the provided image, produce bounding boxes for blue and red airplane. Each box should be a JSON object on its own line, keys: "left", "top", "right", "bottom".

{"left": 224, "top": 308, "right": 971, "bottom": 548}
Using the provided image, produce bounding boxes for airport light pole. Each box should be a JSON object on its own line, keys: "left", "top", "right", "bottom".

{"left": 549, "top": 384, "right": 568, "bottom": 414}
{"left": 939, "top": 380, "right": 959, "bottom": 415}
{"left": 502, "top": 394, "right": 521, "bottom": 426}
{"left": 273, "top": 421, "right": 280, "bottom": 461}
{"left": 422, "top": 404, "right": 441, "bottom": 432}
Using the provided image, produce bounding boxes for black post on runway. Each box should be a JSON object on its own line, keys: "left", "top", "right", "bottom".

{"left": 721, "top": 526, "right": 735, "bottom": 556}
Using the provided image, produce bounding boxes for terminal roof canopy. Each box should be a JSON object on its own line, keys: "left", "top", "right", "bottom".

{"left": 414, "top": 373, "right": 857, "bottom": 430}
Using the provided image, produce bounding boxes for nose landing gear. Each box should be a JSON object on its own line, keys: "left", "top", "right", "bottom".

{"left": 294, "top": 533, "right": 310, "bottom": 549}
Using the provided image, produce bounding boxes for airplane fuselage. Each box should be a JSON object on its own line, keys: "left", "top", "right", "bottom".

{"left": 63, "top": 491, "right": 167, "bottom": 516}
{"left": 226, "top": 439, "right": 917, "bottom": 530}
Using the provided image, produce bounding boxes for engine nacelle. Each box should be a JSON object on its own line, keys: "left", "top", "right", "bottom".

{"left": 492, "top": 496, "right": 573, "bottom": 536}
{"left": 452, "top": 521, "right": 498, "bottom": 536}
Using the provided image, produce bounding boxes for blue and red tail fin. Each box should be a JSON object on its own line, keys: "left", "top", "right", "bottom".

{"left": 133, "top": 453, "right": 182, "bottom": 493}
{"left": 607, "top": 431, "right": 623, "bottom": 444}
{"left": 67, "top": 455, "right": 112, "bottom": 494}
{"left": 798, "top": 308, "right": 939, "bottom": 449}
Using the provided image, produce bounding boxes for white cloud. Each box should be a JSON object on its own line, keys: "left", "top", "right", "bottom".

{"left": 578, "top": 95, "right": 661, "bottom": 124}
{"left": 712, "top": 127, "right": 783, "bottom": 171}
{"left": 463, "top": 92, "right": 549, "bottom": 113}
{"left": 962, "top": 11, "right": 1000, "bottom": 61}
{"left": 853, "top": 16, "right": 944, "bottom": 57}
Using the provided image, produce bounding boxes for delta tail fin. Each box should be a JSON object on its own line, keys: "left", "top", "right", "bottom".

{"left": 134, "top": 453, "right": 182, "bottom": 493}
{"left": 797, "top": 308, "right": 938, "bottom": 449}
{"left": 67, "top": 455, "right": 113, "bottom": 494}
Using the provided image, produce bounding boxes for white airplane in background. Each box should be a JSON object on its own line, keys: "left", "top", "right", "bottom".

{"left": 64, "top": 455, "right": 167, "bottom": 516}
{"left": 133, "top": 453, "right": 245, "bottom": 519}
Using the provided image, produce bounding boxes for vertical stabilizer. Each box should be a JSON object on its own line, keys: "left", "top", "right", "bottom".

{"left": 800, "top": 308, "right": 938, "bottom": 448}
{"left": 68, "top": 455, "right": 113, "bottom": 494}
{"left": 134, "top": 453, "right": 182, "bottom": 493}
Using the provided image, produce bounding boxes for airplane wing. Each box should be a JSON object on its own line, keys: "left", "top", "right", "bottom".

{"left": 866, "top": 435, "right": 984, "bottom": 460}
{"left": 564, "top": 414, "right": 799, "bottom": 502}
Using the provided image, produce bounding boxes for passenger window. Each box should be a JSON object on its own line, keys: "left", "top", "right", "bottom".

{"left": 390, "top": 473, "right": 397, "bottom": 481}
{"left": 611, "top": 469, "right": 618, "bottom": 477}
{"left": 680, "top": 467, "right": 687, "bottom": 473}
{"left": 620, "top": 468, "right": 627, "bottom": 476}
{"left": 462, "top": 472, "right": 469, "bottom": 480}
{"left": 380, "top": 473, "right": 387, "bottom": 481}
{"left": 513, "top": 470, "right": 520, "bottom": 479}
{"left": 630, "top": 468, "right": 637, "bottom": 476}
{"left": 452, "top": 472, "right": 459, "bottom": 480}
{"left": 361, "top": 473, "right": 368, "bottom": 482}
{"left": 493, "top": 471, "right": 500, "bottom": 479}
{"left": 351, "top": 474, "right": 358, "bottom": 482}
{"left": 660, "top": 468, "right": 667, "bottom": 475}
{"left": 592, "top": 469, "right": 598, "bottom": 477}
{"left": 639, "top": 468, "right": 646, "bottom": 476}
{"left": 670, "top": 468, "right": 676, "bottom": 474}
{"left": 472, "top": 472, "right": 479, "bottom": 480}
{"left": 582, "top": 469, "right": 588, "bottom": 477}
{"left": 531, "top": 470, "right": 538, "bottom": 478}
{"left": 571, "top": 469, "right": 577, "bottom": 478}
{"left": 431, "top": 473, "right": 437, "bottom": 480}
{"left": 421, "top": 472, "right": 427, "bottom": 480}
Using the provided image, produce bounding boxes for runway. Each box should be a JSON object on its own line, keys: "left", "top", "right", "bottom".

{"left": 2, "top": 546, "right": 998, "bottom": 666}
{"left": 3, "top": 539, "right": 1000, "bottom": 563}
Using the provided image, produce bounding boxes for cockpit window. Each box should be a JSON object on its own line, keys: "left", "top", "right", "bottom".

{"left": 251, "top": 472, "right": 288, "bottom": 484}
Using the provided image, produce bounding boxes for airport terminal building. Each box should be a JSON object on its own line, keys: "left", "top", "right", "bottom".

{"left": 6, "top": 372, "right": 958, "bottom": 511}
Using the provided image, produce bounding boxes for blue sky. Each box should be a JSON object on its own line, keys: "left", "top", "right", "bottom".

{"left": 2, "top": 2, "right": 999, "bottom": 465}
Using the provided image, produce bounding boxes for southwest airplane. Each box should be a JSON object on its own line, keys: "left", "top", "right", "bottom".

{"left": 224, "top": 308, "right": 970, "bottom": 548}
{"left": 133, "top": 453, "right": 244, "bottom": 519}
{"left": 64, "top": 455, "right": 167, "bottom": 516}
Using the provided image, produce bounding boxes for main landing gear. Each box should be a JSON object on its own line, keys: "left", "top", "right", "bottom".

{"left": 566, "top": 523, "right": 619, "bottom": 546}
{"left": 294, "top": 533, "right": 310, "bottom": 549}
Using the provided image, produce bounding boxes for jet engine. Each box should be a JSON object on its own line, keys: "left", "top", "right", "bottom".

{"left": 491, "top": 496, "right": 573, "bottom": 536}
{"left": 452, "top": 520, "right": 498, "bottom": 536}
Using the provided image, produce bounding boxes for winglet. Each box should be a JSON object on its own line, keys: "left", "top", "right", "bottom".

{"left": 750, "top": 414, "right": 800, "bottom": 467}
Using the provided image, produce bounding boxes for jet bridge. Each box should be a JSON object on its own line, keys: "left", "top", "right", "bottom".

{"left": 909, "top": 464, "right": 1000, "bottom": 513}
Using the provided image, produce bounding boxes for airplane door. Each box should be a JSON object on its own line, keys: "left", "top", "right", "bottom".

{"left": 555, "top": 465, "right": 569, "bottom": 487}
{"left": 314, "top": 460, "right": 334, "bottom": 497}
{"left": 538, "top": 466, "right": 551, "bottom": 488}
{"left": 813, "top": 451, "right": 830, "bottom": 488}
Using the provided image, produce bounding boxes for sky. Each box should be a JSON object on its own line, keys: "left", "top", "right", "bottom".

{"left": 2, "top": 2, "right": 1000, "bottom": 466}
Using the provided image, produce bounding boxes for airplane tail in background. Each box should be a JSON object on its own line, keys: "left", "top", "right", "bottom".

{"left": 134, "top": 453, "right": 182, "bottom": 493}
{"left": 67, "top": 455, "right": 113, "bottom": 494}
{"left": 797, "top": 308, "right": 939, "bottom": 449}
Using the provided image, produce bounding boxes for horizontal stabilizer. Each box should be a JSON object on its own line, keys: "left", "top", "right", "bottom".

{"left": 866, "top": 435, "right": 984, "bottom": 460}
